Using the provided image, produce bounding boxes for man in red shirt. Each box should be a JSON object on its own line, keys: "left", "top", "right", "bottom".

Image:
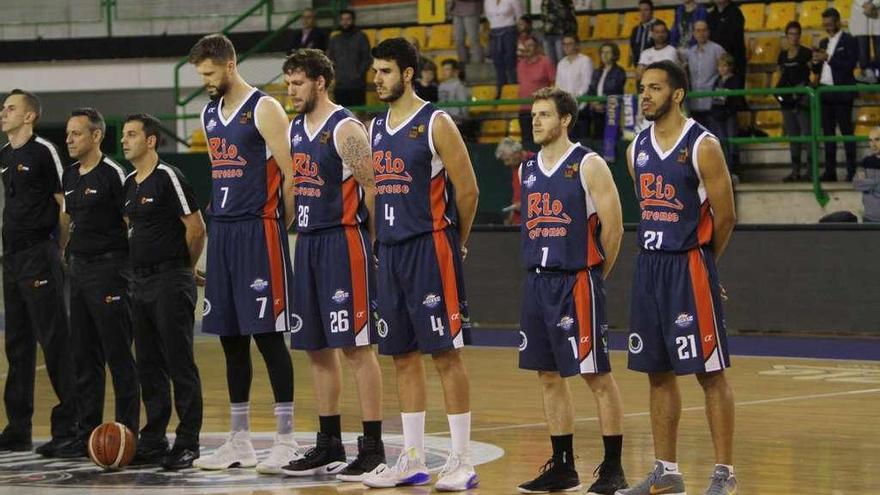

{"left": 495, "top": 137, "right": 535, "bottom": 225}
{"left": 517, "top": 36, "right": 555, "bottom": 149}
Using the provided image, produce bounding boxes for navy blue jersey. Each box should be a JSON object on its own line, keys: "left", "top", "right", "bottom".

{"left": 289, "top": 106, "right": 368, "bottom": 233}
{"left": 201, "top": 88, "right": 283, "bottom": 220}
{"left": 632, "top": 119, "right": 715, "bottom": 252}
{"left": 520, "top": 143, "right": 604, "bottom": 272}
{"left": 370, "top": 102, "right": 458, "bottom": 244}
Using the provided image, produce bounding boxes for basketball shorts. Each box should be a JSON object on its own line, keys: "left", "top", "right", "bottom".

{"left": 202, "top": 218, "right": 295, "bottom": 336}
{"left": 290, "top": 226, "right": 376, "bottom": 350}
{"left": 628, "top": 247, "right": 731, "bottom": 375}
{"left": 375, "top": 228, "right": 471, "bottom": 356}
{"left": 518, "top": 268, "right": 611, "bottom": 377}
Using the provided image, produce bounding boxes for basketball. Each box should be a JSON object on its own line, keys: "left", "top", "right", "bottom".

{"left": 87, "top": 423, "right": 136, "bottom": 470}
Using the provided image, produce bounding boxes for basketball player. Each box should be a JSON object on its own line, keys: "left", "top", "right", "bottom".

{"left": 61, "top": 108, "right": 138, "bottom": 454}
{"left": 362, "top": 38, "right": 479, "bottom": 491}
{"left": 0, "top": 89, "right": 79, "bottom": 457}
{"left": 279, "top": 49, "right": 386, "bottom": 481}
{"left": 187, "top": 34, "right": 302, "bottom": 473}
{"left": 616, "top": 60, "right": 737, "bottom": 495}
{"left": 517, "top": 87, "right": 628, "bottom": 495}
{"left": 122, "top": 113, "right": 205, "bottom": 470}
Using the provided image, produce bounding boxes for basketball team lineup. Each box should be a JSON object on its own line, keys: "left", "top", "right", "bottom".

{"left": 0, "top": 34, "right": 877, "bottom": 495}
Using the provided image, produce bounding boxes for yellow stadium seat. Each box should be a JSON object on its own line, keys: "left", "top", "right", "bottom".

{"left": 478, "top": 119, "right": 508, "bottom": 143}
{"left": 189, "top": 128, "right": 207, "bottom": 153}
{"left": 620, "top": 11, "right": 641, "bottom": 38}
{"left": 766, "top": 2, "right": 797, "bottom": 30}
{"left": 856, "top": 106, "right": 880, "bottom": 125}
{"left": 428, "top": 24, "right": 454, "bottom": 50}
{"left": 745, "top": 72, "right": 774, "bottom": 105}
{"left": 801, "top": 33, "right": 813, "bottom": 48}
{"left": 470, "top": 85, "right": 497, "bottom": 114}
{"left": 508, "top": 118, "right": 521, "bottom": 137}
{"left": 403, "top": 26, "right": 428, "bottom": 49}
{"left": 577, "top": 15, "right": 591, "bottom": 41}
{"left": 755, "top": 110, "right": 783, "bottom": 136}
{"left": 362, "top": 28, "right": 377, "bottom": 47}
{"left": 497, "top": 84, "right": 521, "bottom": 113}
{"left": 855, "top": 124, "right": 875, "bottom": 137}
{"left": 480, "top": 20, "right": 490, "bottom": 47}
{"left": 740, "top": 3, "right": 765, "bottom": 31}
{"left": 580, "top": 45, "right": 600, "bottom": 66}
{"left": 366, "top": 91, "right": 381, "bottom": 106}
{"left": 624, "top": 77, "right": 637, "bottom": 95}
{"left": 617, "top": 42, "right": 631, "bottom": 67}
{"left": 737, "top": 111, "right": 753, "bottom": 130}
{"left": 750, "top": 36, "right": 782, "bottom": 65}
{"left": 800, "top": 0, "right": 828, "bottom": 29}
{"left": 835, "top": 0, "right": 853, "bottom": 21}
{"left": 377, "top": 27, "right": 402, "bottom": 43}
{"left": 655, "top": 9, "right": 674, "bottom": 27}
{"left": 591, "top": 13, "right": 620, "bottom": 40}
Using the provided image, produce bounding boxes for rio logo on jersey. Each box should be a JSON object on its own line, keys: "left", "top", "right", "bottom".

{"left": 525, "top": 192, "right": 572, "bottom": 239}
{"left": 373, "top": 150, "right": 413, "bottom": 195}
{"left": 639, "top": 173, "right": 683, "bottom": 223}
{"left": 292, "top": 152, "right": 325, "bottom": 198}
{"left": 208, "top": 138, "right": 248, "bottom": 168}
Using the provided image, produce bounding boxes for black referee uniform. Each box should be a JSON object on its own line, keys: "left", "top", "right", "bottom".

{"left": 63, "top": 155, "right": 139, "bottom": 440}
{"left": 124, "top": 159, "right": 203, "bottom": 454}
{"left": 0, "top": 134, "right": 77, "bottom": 449}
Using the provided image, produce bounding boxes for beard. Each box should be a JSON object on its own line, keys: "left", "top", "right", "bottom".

{"left": 378, "top": 78, "right": 405, "bottom": 103}
{"left": 534, "top": 124, "right": 564, "bottom": 146}
{"left": 207, "top": 77, "right": 231, "bottom": 100}
{"left": 298, "top": 86, "right": 318, "bottom": 114}
{"left": 644, "top": 97, "right": 673, "bottom": 122}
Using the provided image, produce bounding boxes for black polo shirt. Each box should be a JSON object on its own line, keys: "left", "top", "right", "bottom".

{"left": 123, "top": 160, "right": 200, "bottom": 268}
{"left": 62, "top": 155, "right": 129, "bottom": 257}
{"left": 0, "top": 134, "right": 64, "bottom": 253}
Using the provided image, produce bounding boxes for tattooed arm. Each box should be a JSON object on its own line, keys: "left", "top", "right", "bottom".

{"left": 336, "top": 119, "right": 377, "bottom": 242}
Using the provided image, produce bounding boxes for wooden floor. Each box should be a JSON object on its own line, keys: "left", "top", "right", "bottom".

{"left": 1, "top": 338, "right": 878, "bottom": 494}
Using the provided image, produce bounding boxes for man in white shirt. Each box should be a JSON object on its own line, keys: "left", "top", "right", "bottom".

{"left": 637, "top": 21, "right": 677, "bottom": 78}
{"left": 556, "top": 34, "right": 593, "bottom": 141}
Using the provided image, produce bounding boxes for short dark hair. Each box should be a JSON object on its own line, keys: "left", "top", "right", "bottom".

{"left": 562, "top": 33, "right": 579, "bottom": 43}
{"left": 8, "top": 89, "right": 41, "bottom": 124}
{"left": 283, "top": 48, "right": 335, "bottom": 87}
{"left": 821, "top": 7, "right": 840, "bottom": 21}
{"left": 340, "top": 8, "right": 355, "bottom": 19}
{"left": 188, "top": 33, "right": 236, "bottom": 65}
{"left": 532, "top": 87, "right": 579, "bottom": 130}
{"left": 644, "top": 59, "right": 689, "bottom": 99}
{"left": 639, "top": 0, "right": 654, "bottom": 10}
{"left": 69, "top": 107, "right": 106, "bottom": 137}
{"left": 124, "top": 113, "right": 163, "bottom": 145}
{"left": 652, "top": 20, "right": 668, "bottom": 32}
{"left": 784, "top": 21, "right": 802, "bottom": 34}
{"left": 600, "top": 42, "right": 620, "bottom": 63}
{"left": 371, "top": 37, "right": 420, "bottom": 75}
{"left": 519, "top": 15, "right": 532, "bottom": 24}
{"left": 441, "top": 58, "right": 459, "bottom": 71}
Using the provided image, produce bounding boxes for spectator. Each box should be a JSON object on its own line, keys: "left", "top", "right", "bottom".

{"left": 517, "top": 36, "right": 555, "bottom": 149}
{"left": 486, "top": 0, "right": 524, "bottom": 98}
{"left": 416, "top": 60, "right": 439, "bottom": 102}
{"left": 637, "top": 21, "right": 677, "bottom": 78}
{"left": 517, "top": 15, "right": 544, "bottom": 58}
{"left": 671, "top": 0, "right": 708, "bottom": 50}
{"left": 495, "top": 137, "right": 535, "bottom": 225}
{"left": 812, "top": 7, "right": 858, "bottom": 181}
{"left": 685, "top": 20, "right": 726, "bottom": 128}
{"left": 555, "top": 34, "right": 593, "bottom": 140}
{"left": 327, "top": 9, "right": 372, "bottom": 107}
{"left": 541, "top": 0, "right": 578, "bottom": 66}
{"left": 707, "top": 0, "right": 746, "bottom": 76}
{"left": 630, "top": 0, "right": 657, "bottom": 68}
{"left": 777, "top": 21, "right": 814, "bottom": 182}
{"left": 450, "top": 0, "right": 485, "bottom": 64}
{"left": 711, "top": 53, "right": 746, "bottom": 180}
{"left": 851, "top": 0, "right": 880, "bottom": 83}
{"left": 289, "top": 8, "right": 329, "bottom": 52}
{"left": 854, "top": 126, "right": 880, "bottom": 222}
{"left": 439, "top": 59, "right": 471, "bottom": 123}
{"left": 587, "top": 42, "right": 627, "bottom": 140}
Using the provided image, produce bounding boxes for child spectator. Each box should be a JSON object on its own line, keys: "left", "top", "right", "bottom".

{"left": 854, "top": 126, "right": 880, "bottom": 222}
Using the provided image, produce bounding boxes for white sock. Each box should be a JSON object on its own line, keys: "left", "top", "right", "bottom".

{"left": 274, "top": 402, "right": 294, "bottom": 435}
{"left": 717, "top": 464, "right": 735, "bottom": 476}
{"left": 231, "top": 402, "right": 250, "bottom": 433}
{"left": 401, "top": 411, "right": 426, "bottom": 458}
{"left": 447, "top": 412, "right": 471, "bottom": 455}
{"left": 658, "top": 459, "right": 680, "bottom": 474}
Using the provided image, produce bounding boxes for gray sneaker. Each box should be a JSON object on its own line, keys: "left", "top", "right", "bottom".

{"left": 614, "top": 461, "right": 686, "bottom": 495}
{"left": 703, "top": 466, "right": 736, "bottom": 495}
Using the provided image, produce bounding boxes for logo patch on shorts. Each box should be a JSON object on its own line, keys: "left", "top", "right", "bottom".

{"left": 290, "top": 313, "right": 303, "bottom": 333}
{"left": 250, "top": 278, "right": 269, "bottom": 292}
{"left": 518, "top": 330, "right": 528, "bottom": 351}
{"left": 557, "top": 316, "right": 575, "bottom": 331}
{"left": 636, "top": 150, "right": 649, "bottom": 168}
{"left": 104, "top": 295, "right": 121, "bottom": 304}
{"left": 422, "top": 293, "right": 442, "bottom": 308}
{"left": 674, "top": 313, "right": 694, "bottom": 328}
{"left": 202, "top": 298, "right": 212, "bottom": 316}
{"left": 628, "top": 333, "right": 644, "bottom": 354}
{"left": 377, "top": 319, "right": 389, "bottom": 338}
{"left": 332, "top": 289, "right": 350, "bottom": 304}
{"left": 32, "top": 279, "right": 48, "bottom": 288}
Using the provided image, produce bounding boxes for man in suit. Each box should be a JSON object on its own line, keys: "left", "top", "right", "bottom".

{"left": 290, "top": 8, "right": 328, "bottom": 52}
{"left": 812, "top": 7, "right": 858, "bottom": 181}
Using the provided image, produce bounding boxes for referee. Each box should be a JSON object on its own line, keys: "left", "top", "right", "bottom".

{"left": 0, "top": 89, "right": 79, "bottom": 457}
{"left": 121, "top": 113, "right": 205, "bottom": 470}
{"left": 61, "top": 108, "right": 139, "bottom": 453}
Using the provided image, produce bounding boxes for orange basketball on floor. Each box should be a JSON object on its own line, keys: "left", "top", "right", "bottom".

{"left": 88, "top": 422, "right": 136, "bottom": 470}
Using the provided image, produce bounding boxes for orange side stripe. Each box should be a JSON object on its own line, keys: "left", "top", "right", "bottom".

{"left": 342, "top": 178, "right": 358, "bottom": 226}
{"left": 574, "top": 271, "right": 593, "bottom": 363}
{"left": 688, "top": 249, "right": 717, "bottom": 361}
{"left": 430, "top": 174, "right": 448, "bottom": 231}
{"left": 432, "top": 231, "right": 462, "bottom": 337}
{"left": 264, "top": 219, "right": 286, "bottom": 318}
{"left": 264, "top": 156, "right": 281, "bottom": 219}
{"left": 697, "top": 201, "right": 714, "bottom": 246}
{"left": 586, "top": 214, "right": 604, "bottom": 268}
{"left": 344, "top": 226, "right": 369, "bottom": 335}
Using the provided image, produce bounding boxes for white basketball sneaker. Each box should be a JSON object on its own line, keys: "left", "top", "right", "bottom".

{"left": 435, "top": 451, "right": 480, "bottom": 491}
{"left": 362, "top": 446, "right": 431, "bottom": 488}
{"left": 256, "top": 433, "right": 303, "bottom": 474}
{"left": 194, "top": 430, "right": 258, "bottom": 470}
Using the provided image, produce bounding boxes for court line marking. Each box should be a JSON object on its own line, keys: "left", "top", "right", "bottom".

{"left": 428, "top": 387, "right": 880, "bottom": 436}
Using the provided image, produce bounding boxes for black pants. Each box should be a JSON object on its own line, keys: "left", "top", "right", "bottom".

{"left": 132, "top": 264, "right": 202, "bottom": 449}
{"left": 69, "top": 253, "right": 139, "bottom": 439}
{"left": 820, "top": 96, "right": 856, "bottom": 179}
{"left": 334, "top": 87, "right": 366, "bottom": 107}
{"left": 519, "top": 112, "right": 535, "bottom": 151}
{"left": 2, "top": 240, "right": 77, "bottom": 439}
